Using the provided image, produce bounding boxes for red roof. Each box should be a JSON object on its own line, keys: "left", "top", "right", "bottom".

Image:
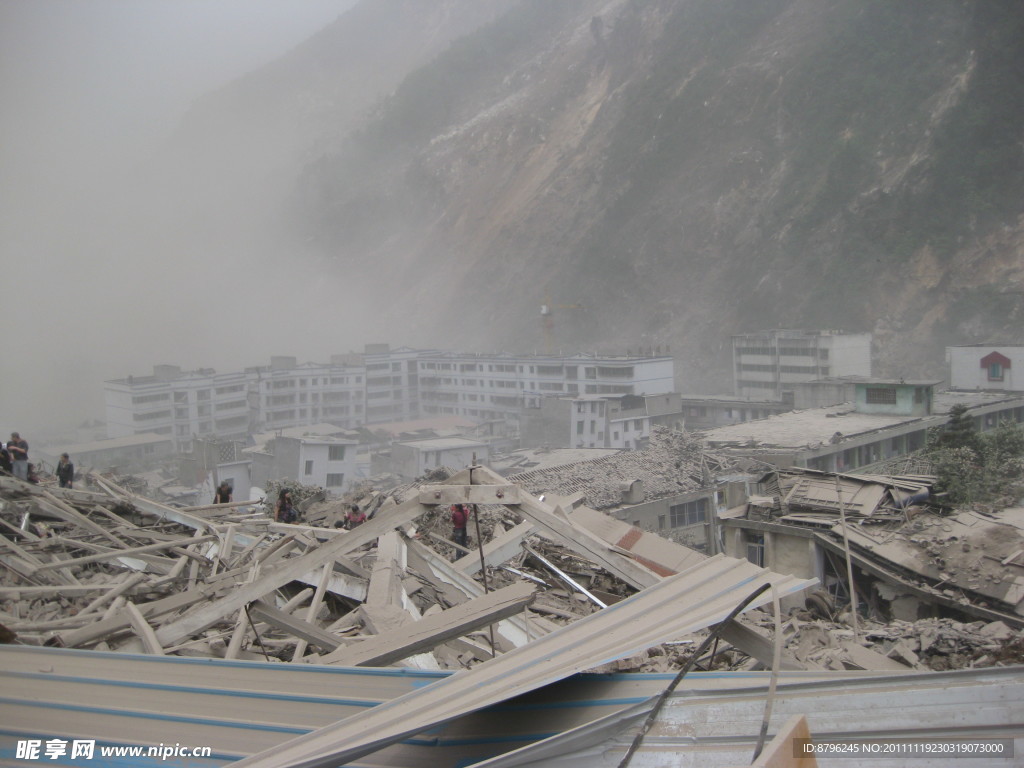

{"left": 980, "top": 351, "right": 1011, "bottom": 368}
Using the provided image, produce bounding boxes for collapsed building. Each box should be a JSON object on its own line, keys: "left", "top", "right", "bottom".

{"left": 721, "top": 468, "right": 1024, "bottom": 628}
{"left": 1, "top": 424, "right": 1023, "bottom": 765}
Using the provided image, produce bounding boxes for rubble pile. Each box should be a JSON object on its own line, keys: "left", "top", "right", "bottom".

{"left": 0, "top": 471, "right": 647, "bottom": 668}
{"left": 739, "top": 610, "right": 1024, "bottom": 672}
{"left": 509, "top": 426, "right": 721, "bottom": 510}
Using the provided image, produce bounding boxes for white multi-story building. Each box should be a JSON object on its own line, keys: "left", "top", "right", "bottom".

{"left": 250, "top": 356, "right": 366, "bottom": 433}
{"left": 363, "top": 344, "right": 432, "bottom": 424}
{"left": 947, "top": 345, "right": 1022, "bottom": 392}
{"left": 105, "top": 348, "right": 675, "bottom": 454}
{"left": 565, "top": 393, "right": 683, "bottom": 450}
{"left": 105, "top": 365, "right": 252, "bottom": 453}
{"left": 732, "top": 329, "right": 872, "bottom": 403}
{"left": 417, "top": 352, "right": 675, "bottom": 421}
{"left": 391, "top": 436, "right": 490, "bottom": 479}
{"left": 247, "top": 431, "right": 361, "bottom": 493}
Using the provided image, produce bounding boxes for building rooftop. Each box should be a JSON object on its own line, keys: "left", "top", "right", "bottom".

{"left": 56, "top": 433, "right": 171, "bottom": 454}
{"left": 732, "top": 328, "right": 868, "bottom": 338}
{"left": 702, "top": 391, "right": 1023, "bottom": 450}
{"left": 247, "top": 424, "right": 355, "bottom": 453}
{"left": 491, "top": 447, "right": 622, "bottom": 475}
{"left": 363, "top": 416, "right": 477, "bottom": 439}
{"left": 679, "top": 393, "right": 787, "bottom": 403}
{"left": 856, "top": 379, "right": 944, "bottom": 387}
{"left": 948, "top": 343, "right": 1024, "bottom": 348}
{"left": 397, "top": 436, "right": 488, "bottom": 451}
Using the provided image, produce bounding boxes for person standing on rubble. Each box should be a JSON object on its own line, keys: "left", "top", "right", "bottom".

{"left": 7, "top": 433, "right": 28, "bottom": 480}
{"left": 214, "top": 481, "right": 233, "bottom": 504}
{"left": 56, "top": 453, "right": 75, "bottom": 489}
{"left": 451, "top": 503, "right": 469, "bottom": 549}
{"left": 275, "top": 488, "right": 298, "bottom": 524}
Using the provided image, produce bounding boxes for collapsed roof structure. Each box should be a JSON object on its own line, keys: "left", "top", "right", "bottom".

{"left": 722, "top": 468, "right": 1024, "bottom": 627}
{"left": 1, "top": 455, "right": 1022, "bottom": 766}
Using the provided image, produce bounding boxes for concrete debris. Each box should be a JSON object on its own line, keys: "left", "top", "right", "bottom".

{"left": 735, "top": 467, "right": 1024, "bottom": 625}
{"left": 508, "top": 427, "right": 722, "bottom": 510}
{"left": 0, "top": 467, "right": 801, "bottom": 679}
{"left": 736, "top": 609, "right": 1024, "bottom": 672}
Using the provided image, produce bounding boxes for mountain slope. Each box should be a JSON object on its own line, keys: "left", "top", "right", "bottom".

{"left": 195, "top": 0, "right": 1024, "bottom": 388}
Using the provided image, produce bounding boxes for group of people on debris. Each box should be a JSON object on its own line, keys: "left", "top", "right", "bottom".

{"left": 211, "top": 481, "right": 469, "bottom": 544}
{"left": 271, "top": 487, "right": 368, "bottom": 530}
{"left": 1, "top": 431, "right": 74, "bottom": 489}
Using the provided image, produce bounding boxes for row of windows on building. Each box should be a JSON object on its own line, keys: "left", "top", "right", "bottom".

{"left": 737, "top": 364, "right": 830, "bottom": 375}
{"left": 735, "top": 347, "right": 830, "bottom": 358}
{"left": 419, "top": 363, "right": 636, "bottom": 379}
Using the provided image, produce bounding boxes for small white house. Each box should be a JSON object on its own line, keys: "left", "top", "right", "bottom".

{"left": 248, "top": 435, "right": 360, "bottom": 492}
{"left": 948, "top": 345, "right": 1022, "bottom": 392}
{"left": 391, "top": 437, "right": 489, "bottom": 479}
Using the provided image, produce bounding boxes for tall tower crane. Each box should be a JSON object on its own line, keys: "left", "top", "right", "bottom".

{"left": 540, "top": 296, "right": 584, "bottom": 354}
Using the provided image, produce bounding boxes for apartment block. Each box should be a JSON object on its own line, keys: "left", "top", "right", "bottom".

{"left": 104, "top": 348, "right": 675, "bottom": 454}
{"left": 105, "top": 365, "right": 252, "bottom": 453}
{"left": 250, "top": 356, "right": 366, "bottom": 434}
{"left": 417, "top": 352, "right": 675, "bottom": 422}
{"left": 732, "top": 329, "right": 871, "bottom": 403}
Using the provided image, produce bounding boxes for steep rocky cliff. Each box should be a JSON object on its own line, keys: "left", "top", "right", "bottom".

{"left": 180, "top": 0, "right": 1024, "bottom": 390}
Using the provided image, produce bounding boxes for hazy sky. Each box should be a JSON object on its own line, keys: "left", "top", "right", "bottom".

{"left": 0, "top": 0, "right": 360, "bottom": 438}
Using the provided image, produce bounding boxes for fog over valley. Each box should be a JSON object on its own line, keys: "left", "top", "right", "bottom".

{"left": 1, "top": 0, "right": 364, "bottom": 432}
{"left": 2, "top": 0, "right": 1022, "bottom": 443}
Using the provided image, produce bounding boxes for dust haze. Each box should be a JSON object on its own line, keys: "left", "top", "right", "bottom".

{"left": 0, "top": 0, "right": 383, "bottom": 436}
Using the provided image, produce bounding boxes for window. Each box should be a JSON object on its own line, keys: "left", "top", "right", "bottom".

{"left": 746, "top": 532, "right": 765, "bottom": 567}
{"left": 576, "top": 421, "right": 584, "bottom": 434}
{"left": 326, "top": 473, "right": 345, "bottom": 487}
{"left": 634, "top": 419, "right": 643, "bottom": 430}
{"left": 988, "top": 362, "right": 1005, "bottom": 381}
{"left": 328, "top": 445, "right": 346, "bottom": 461}
{"left": 304, "top": 460, "right": 314, "bottom": 476}
{"left": 658, "top": 515, "right": 666, "bottom": 530}
{"left": 132, "top": 393, "right": 170, "bottom": 405}
{"left": 865, "top": 387, "right": 897, "bottom": 405}
{"left": 133, "top": 409, "right": 171, "bottom": 422}
{"left": 669, "top": 499, "right": 708, "bottom": 527}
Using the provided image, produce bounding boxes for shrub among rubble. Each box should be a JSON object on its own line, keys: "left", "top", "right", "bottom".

{"left": 927, "top": 417, "right": 1024, "bottom": 506}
